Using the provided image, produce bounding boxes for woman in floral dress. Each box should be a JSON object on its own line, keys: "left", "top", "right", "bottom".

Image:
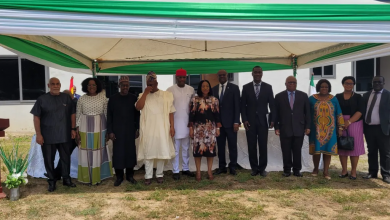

{"left": 189, "top": 80, "right": 221, "bottom": 181}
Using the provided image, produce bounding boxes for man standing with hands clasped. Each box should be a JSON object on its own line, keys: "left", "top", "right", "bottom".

{"left": 167, "top": 68, "right": 195, "bottom": 180}
{"left": 107, "top": 76, "right": 140, "bottom": 186}
{"left": 30, "top": 77, "right": 77, "bottom": 192}
{"left": 274, "top": 76, "right": 310, "bottom": 177}
{"left": 212, "top": 70, "right": 241, "bottom": 176}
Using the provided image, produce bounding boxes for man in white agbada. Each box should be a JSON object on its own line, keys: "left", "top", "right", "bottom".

{"left": 167, "top": 68, "right": 195, "bottom": 180}
{"left": 135, "top": 71, "right": 176, "bottom": 185}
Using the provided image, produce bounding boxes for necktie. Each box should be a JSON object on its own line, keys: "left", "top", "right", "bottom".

{"left": 366, "top": 91, "right": 379, "bottom": 124}
{"left": 289, "top": 92, "right": 294, "bottom": 110}
{"left": 255, "top": 84, "right": 260, "bottom": 99}
{"left": 220, "top": 84, "right": 224, "bottom": 102}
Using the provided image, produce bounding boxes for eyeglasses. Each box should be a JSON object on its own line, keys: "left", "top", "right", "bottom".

{"left": 88, "top": 84, "right": 97, "bottom": 87}
{"left": 373, "top": 81, "right": 383, "bottom": 84}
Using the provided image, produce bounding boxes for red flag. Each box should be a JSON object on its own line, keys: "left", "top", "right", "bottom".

{"left": 69, "top": 76, "right": 74, "bottom": 94}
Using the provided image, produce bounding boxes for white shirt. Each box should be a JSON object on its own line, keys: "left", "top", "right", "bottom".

{"left": 365, "top": 89, "right": 383, "bottom": 125}
{"left": 167, "top": 84, "right": 195, "bottom": 139}
{"left": 218, "top": 81, "right": 228, "bottom": 97}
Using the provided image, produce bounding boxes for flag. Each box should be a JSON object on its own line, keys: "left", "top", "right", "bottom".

{"left": 69, "top": 76, "right": 74, "bottom": 94}
{"left": 308, "top": 74, "right": 316, "bottom": 96}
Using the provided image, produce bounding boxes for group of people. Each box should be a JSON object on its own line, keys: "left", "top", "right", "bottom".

{"left": 30, "top": 66, "right": 390, "bottom": 192}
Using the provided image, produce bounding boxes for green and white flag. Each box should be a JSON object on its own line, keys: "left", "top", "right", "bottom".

{"left": 309, "top": 74, "right": 316, "bottom": 96}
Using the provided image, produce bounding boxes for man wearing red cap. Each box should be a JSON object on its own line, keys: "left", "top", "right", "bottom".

{"left": 167, "top": 68, "right": 196, "bottom": 180}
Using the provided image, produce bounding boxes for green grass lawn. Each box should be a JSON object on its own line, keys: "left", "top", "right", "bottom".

{"left": 0, "top": 135, "right": 389, "bottom": 220}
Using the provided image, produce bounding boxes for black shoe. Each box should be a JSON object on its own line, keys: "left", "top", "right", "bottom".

{"left": 293, "top": 172, "right": 303, "bottom": 177}
{"left": 126, "top": 176, "right": 137, "bottom": 184}
{"left": 48, "top": 181, "right": 56, "bottom": 192}
{"left": 338, "top": 173, "right": 349, "bottom": 178}
{"left": 282, "top": 172, "right": 291, "bottom": 177}
{"left": 362, "top": 173, "right": 378, "bottom": 179}
{"left": 213, "top": 169, "right": 227, "bottom": 175}
{"left": 173, "top": 173, "right": 180, "bottom": 181}
{"left": 383, "top": 177, "right": 390, "bottom": 184}
{"left": 44, "top": 173, "right": 61, "bottom": 181}
{"left": 229, "top": 169, "right": 237, "bottom": 176}
{"left": 63, "top": 179, "right": 76, "bottom": 187}
{"left": 259, "top": 171, "right": 268, "bottom": 177}
{"left": 182, "top": 170, "right": 195, "bottom": 177}
{"left": 251, "top": 170, "right": 259, "bottom": 176}
{"left": 114, "top": 178, "right": 124, "bottom": 186}
{"left": 349, "top": 176, "right": 357, "bottom": 180}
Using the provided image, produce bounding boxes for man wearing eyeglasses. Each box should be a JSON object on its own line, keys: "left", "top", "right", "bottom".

{"left": 274, "top": 76, "right": 311, "bottom": 177}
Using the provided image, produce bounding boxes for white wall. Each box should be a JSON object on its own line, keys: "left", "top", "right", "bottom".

{"left": 2, "top": 104, "right": 35, "bottom": 134}
{"left": 238, "top": 62, "right": 351, "bottom": 96}
{"left": 157, "top": 75, "right": 174, "bottom": 91}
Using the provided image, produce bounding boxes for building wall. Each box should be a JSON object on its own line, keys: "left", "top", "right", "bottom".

{"left": 380, "top": 56, "right": 390, "bottom": 91}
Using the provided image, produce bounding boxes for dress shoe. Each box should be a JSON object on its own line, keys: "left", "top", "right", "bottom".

{"left": 229, "top": 169, "right": 237, "bottom": 176}
{"left": 282, "top": 172, "right": 291, "bottom": 177}
{"left": 383, "top": 177, "right": 390, "bottom": 184}
{"left": 114, "top": 178, "right": 124, "bottom": 186}
{"left": 157, "top": 177, "right": 164, "bottom": 184}
{"left": 349, "top": 176, "right": 357, "bottom": 180}
{"left": 338, "top": 173, "right": 349, "bottom": 178}
{"left": 251, "top": 171, "right": 259, "bottom": 176}
{"left": 126, "top": 176, "right": 137, "bottom": 184}
{"left": 182, "top": 170, "right": 195, "bottom": 177}
{"left": 173, "top": 173, "right": 180, "bottom": 181}
{"left": 144, "top": 179, "right": 152, "bottom": 185}
{"left": 48, "top": 181, "right": 56, "bottom": 192}
{"left": 362, "top": 173, "right": 377, "bottom": 179}
{"left": 63, "top": 179, "right": 76, "bottom": 187}
{"left": 213, "top": 169, "right": 227, "bottom": 175}
{"left": 259, "top": 171, "right": 268, "bottom": 177}
{"left": 44, "top": 173, "right": 61, "bottom": 181}
{"left": 293, "top": 172, "right": 303, "bottom": 177}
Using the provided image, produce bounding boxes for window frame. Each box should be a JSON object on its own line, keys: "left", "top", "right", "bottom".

{"left": 310, "top": 65, "right": 336, "bottom": 79}
{"left": 352, "top": 58, "right": 377, "bottom": 94}
{"left": 0, "top": 55, "right": 49, "bottom": 104}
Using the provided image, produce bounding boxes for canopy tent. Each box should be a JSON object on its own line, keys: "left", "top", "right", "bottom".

{"left": 1, "top": 0, "right": 390, "bottom": 75}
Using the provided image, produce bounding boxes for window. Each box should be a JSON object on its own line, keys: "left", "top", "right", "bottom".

{"left": 186, "top": 74, "right": 202, "bottom": 91}
{"left": 0, "top": 57, "right": 46, "bottom": 102}
{"left": 228, "top": 73, "right": 234, "bottom": 82}
{"left": 128, "top": 75, "right": 143, "bottom": 97}
{"left": 311, "top": 65, "right": 335, "bottom": 79}
{"left": 0, "top": 58, "right": 19, "bottom": 101}
{"left": 21, "top": 59, "right": 46, "bottom": 100}
{"left": 353, "top": 58, "right": 380, "bottom": 92}
{"left": 97, "top": 76, "right": 118, "bottom": 98}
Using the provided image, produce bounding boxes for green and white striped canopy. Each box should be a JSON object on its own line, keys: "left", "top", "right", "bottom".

{"left": 1, "top": 0, "right": 390, "bottom": 75}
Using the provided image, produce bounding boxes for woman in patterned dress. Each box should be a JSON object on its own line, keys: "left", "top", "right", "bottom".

{"left": 189, "top": 80, "right": 221, "bottom": 181}
{"left": 309, "top": 79, "right": 344, "bottom": 180}
{"left": 76, "top": 78, "right": 113, "bottom": 185}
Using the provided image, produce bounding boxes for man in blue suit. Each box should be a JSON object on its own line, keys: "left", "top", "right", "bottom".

{"left": 212, "top": 70, "right": 241, "bottom": 175}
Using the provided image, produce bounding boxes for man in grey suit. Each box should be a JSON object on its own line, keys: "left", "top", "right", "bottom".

{"left": 274, "top": 76, "right": 311, "bottom": 177}
{"left": 362, "top": 76, "right": 390, "bottom": 184}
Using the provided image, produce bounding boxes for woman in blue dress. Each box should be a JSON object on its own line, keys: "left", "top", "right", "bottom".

{"left": 309, "top": 79, "right": 344, "bottom": 180}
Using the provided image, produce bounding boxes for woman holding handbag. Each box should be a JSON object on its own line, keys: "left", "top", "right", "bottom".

{"left": 336, "top": 76, "right": 365, "bottom": 180}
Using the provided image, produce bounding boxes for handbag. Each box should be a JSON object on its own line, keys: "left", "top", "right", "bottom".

{"left": 337, "top": 129, "right": 354, "bottom": 151}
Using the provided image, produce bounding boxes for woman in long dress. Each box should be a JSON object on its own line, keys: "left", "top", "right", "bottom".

{"left": 76, "top": 78, "right": 112, "bottom": 185}
{"left": 309, "top": 79, "right": 344, "bottom": 180}
{"left": 189, "top": 80, "right": 221, "bottom": 181}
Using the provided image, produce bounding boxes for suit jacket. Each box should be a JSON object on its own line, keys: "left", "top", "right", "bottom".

{"left": 274, "top": 90, "right": 311, "bottom": 137}
{"left": 241, "top": 81, "right": 275, "bottom": 127}
{"left": 362, "top": 89, "right": 390, "bottom": 135}
{"left": 212, "top": 82, "right": 241, "bottom": 128}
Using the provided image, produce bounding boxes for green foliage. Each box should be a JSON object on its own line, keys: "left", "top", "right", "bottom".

{"left": 5, "top": 174, "right": 26, "bottom": 189}
{"left": 0, "top": 142, "right": 30, "bottom": 175}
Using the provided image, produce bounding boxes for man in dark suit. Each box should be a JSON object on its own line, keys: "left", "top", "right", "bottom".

{"left": 274, "top": 76, "right": 310, "bottom": 177}
{"left": 241, "top": 66, "right": 275, "bottom": 177}
{"left": 362, "top": 76, "right": 390, "bottom": 184}
{"left": 212, "top": 70, "right": 240, "bottom": 176}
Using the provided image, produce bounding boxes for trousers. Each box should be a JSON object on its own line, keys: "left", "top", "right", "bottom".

{"left": 171, "top": 137, "right": 190, "bottom": 173}
{"left": 41, "top": 142, "right": 71, "bottom": 182}
{"left": 144, "top": 159, "right": 165, "bottom": 179}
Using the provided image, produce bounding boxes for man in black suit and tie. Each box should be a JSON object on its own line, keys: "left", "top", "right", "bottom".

{"left": 241, "top": 66, "right": 275, "bottom": 177}
{"left": 274, "top": 76, "right": 310, "bottom": 177}
{"left": 212, "top": 70, "right": 240, "bottom": 176}
{"left": 362, "top": 76, "right": 390, "bottom": 184}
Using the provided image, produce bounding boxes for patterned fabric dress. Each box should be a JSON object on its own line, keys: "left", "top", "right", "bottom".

{"left": 76, "top": 92, "right": 113, "bottom": 184}
{"left": 309, "top": 94, "right": 344, "bottom": 155}
{"left": 189, "top": 96, "right": 221, "bottom": 157}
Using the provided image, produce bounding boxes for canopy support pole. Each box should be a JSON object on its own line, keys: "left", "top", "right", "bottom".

{"left": 291, "top": 55, "right": 298, "bottom": 77}
{"left": 92, "top": 60, "right": 99, "bottom": 78}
